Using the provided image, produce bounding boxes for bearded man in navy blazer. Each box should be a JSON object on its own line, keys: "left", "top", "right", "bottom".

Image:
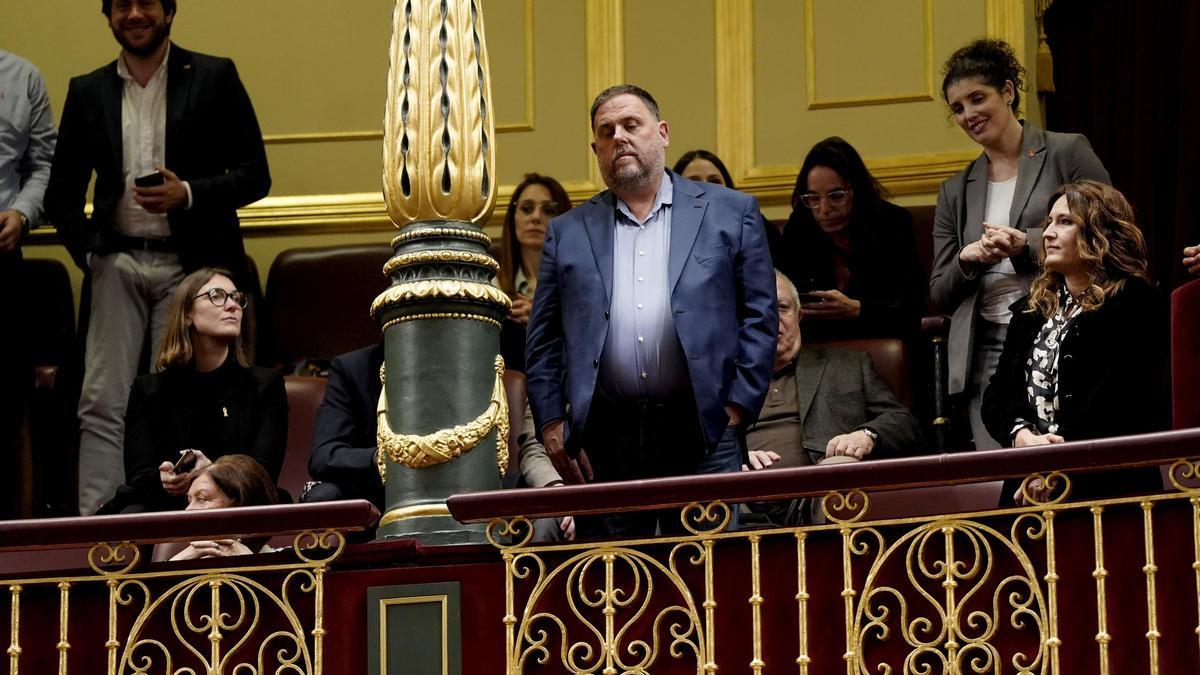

{"left": 525, "top": 85, "right": 777, "bottom": 537}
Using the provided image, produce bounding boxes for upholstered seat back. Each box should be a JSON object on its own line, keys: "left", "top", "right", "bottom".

{"left": 281, "top": 376, "right": 328, "bottom": 500}
{"left": 260, "top": 245, "right": 393, "bottom": 368}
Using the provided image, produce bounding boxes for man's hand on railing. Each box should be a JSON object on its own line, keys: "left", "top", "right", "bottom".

{"left": 1013, "top": 428, "right": 1065, "bottom": 447}
{"left": 742, "top": 449, "right": 781, "bottom": 471}
{"left": 827, "top": 430, "right": 875, "bottom": 460}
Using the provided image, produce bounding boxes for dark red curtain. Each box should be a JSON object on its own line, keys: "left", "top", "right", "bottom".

{"left": 1043, "top": 0, "right": 1200, "bottom": 290}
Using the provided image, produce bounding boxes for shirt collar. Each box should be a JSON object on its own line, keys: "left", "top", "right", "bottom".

{"left": 117, "top": 42, "right": 171, "bottom": 85}
{"left": 615, "top": 170, "right": 673, "bottom": 226}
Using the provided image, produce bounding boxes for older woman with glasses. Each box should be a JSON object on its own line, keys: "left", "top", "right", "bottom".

{"left": 773, "top": 136, "right": 925, "bottom": 342}
{"left": 112, "top": 267, "right": 287, "bottom": 513}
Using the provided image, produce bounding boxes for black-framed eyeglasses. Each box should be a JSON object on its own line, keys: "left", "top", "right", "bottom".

{"left": 194, "top": 288, "right": 248, "bottom": 308}
{"left": 799, "top": 188, "right": 852, "bottom": 209}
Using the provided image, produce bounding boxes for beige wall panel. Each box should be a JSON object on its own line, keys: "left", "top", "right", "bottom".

{"left": 753, "top": 0, "right": 986, "bottom": 168}
{"left": 489, "top": 0, "right": 532, "bottom": 131}
{"left": 809, "top": 0, "right": 928, "bottom": 103}
{"left": 493, "top": 0, "right": 590, "bottom": 188}
{"left": 623, "top": 0, "right": 717, "bottom": 171}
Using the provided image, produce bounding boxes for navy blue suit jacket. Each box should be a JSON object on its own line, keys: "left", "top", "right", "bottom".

{"left": 525, "top": 171, "right": 778, "bottom": 451}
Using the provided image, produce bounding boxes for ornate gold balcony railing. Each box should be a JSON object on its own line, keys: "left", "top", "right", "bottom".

{"left": 450, "top": 428, "right": 1200, "bottom": 674}
{"left": 0, "top": 501, "right": 377, "bottom": 675}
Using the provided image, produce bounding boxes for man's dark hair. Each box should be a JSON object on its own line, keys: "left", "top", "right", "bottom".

{"left": 102, "top": 0, "right": 177, "bottom": 18}
{"left": 589, "top": 84, "right": 660, "bottom": 129}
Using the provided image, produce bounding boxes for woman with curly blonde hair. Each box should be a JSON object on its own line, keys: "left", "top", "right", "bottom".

{"left": 983, "top": 181, "right": 1168, "bottom": 504}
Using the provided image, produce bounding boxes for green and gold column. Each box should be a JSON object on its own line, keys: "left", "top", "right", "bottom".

{"left": 372, "top": 0, "right": 510, "bottom": 543}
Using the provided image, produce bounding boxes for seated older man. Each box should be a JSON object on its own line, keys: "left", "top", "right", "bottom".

{"left": 744, "top": 270, "right": 924, "bottom": 524}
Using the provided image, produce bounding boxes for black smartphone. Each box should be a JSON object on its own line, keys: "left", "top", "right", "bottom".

{"left": 172, "top": 449, "right": 198, "bottom": 474}
{"left": 796, "top": 293, "right": 824, "bottom": 304}
{"left": 134, "top": 171, "right": 165, "bottom": 188}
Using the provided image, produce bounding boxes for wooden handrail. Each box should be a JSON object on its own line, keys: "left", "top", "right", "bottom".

{"left": 447, "top": 428, "right": 1200, "bottom": 522}
{"left": 0, "top": 500, "right": 379, "bottom": 552}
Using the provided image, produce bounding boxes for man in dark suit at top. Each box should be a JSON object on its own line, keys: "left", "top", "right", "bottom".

{"left": 525, "top": 84, "right": 778, "bottom": 537}
{"left": 46, "top": 0, "right": 270, "bottom": 515}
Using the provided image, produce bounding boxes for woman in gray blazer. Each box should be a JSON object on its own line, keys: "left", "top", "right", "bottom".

{"left": 930, "top": 39, "right": 1109, "bottom": 449}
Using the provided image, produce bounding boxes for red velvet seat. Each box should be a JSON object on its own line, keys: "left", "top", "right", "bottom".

{"left": 1172, "top": 279, "right": 1200, "bottom": 429}
{"left": 281, "top": 376, "right": 328, "bottom": 500}
{"left": 259, "top": 244, "right": 393, "bottom": 369}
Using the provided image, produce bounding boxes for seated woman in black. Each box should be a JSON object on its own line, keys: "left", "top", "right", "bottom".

{"left": 171, "top": 454, "right": 281, "bottom": 560}
{"left": 773, "top": 137, "right": 925, "bottom": 342}
{"left": 983, "top": 180, "right": 1168, "bottom": 504}
{"left": 120, "top": 267, "right": 288, "bottom": 512}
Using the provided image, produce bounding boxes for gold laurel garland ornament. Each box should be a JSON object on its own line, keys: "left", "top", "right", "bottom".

{"left": 375, "top": 355, "right": 509, "bottom": 482}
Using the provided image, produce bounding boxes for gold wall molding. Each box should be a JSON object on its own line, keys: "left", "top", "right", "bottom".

{"left": 583, "top": 0, "right": 625, "bottom": 192}
{"left": 805, "top": 0, "right": 935, "bottom": 110}
{"left": 713, "top": 0, "right": 755, "bottom": 186}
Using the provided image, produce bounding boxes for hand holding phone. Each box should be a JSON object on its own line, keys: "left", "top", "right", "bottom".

{"left": 134, "top": 171, "right": 166, "bottom": 188}
{"left": 172, "top": 449, "right": 198, "bottom": 474}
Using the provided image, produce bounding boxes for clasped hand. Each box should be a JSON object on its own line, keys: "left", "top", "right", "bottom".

{"left": 960, "top": 223, "right": 1026, "bottom": 265}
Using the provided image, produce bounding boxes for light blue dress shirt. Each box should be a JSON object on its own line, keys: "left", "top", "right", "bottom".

{"left": 598, "top": 172, "right": 689, "bottom": 400}
{"left": 0, "top": 50, "right": 55, "bottom": 226}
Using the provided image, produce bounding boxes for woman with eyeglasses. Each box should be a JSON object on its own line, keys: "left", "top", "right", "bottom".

{"left": 931, "top": 38, "right": 1109, "bottom": 449}
{"left": 497, "top": 173, "right": 572, "bottom": 372}
{"left": 115, "top": 267, "right": 287, "bottom": 513}
{"left": 774, "top": 136, "right": 925, "bottom": 342}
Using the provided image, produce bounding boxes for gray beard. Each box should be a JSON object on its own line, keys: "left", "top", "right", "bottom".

{"left": 604, "top": 159, "right": 660, "bottom": 193}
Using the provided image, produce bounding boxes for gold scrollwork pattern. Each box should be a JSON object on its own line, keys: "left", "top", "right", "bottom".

{"left": 851, "top": 519, "right": 1049, "bottom": 674}
{"left": 822, "top": 489, "right": 871, "bottom": 524}
{"left": 1168, "top": 457, "right": 1200, "bottom": 492}
{"left": 376, "top": 355, "right": 509, "bottom": 477}
{"left": 370, "top": 279, "right": 512, "bottom": 319}
{"left": 119, "top": 572, "right": 316, "bottom": 675}
{"left": 0, "top": 527, "right": 345, "bottom": 675}
{"left": 88, "top": 541, "right": 142, "bottom": 576}
{"left": 383, "top": 249, "right": 500, "bottom": 275}
{"left": 1017, "top": 471, "right": 1072, "bottom": 506}
{"left": 506, "top": 546, "right": 708, "bottom": 674}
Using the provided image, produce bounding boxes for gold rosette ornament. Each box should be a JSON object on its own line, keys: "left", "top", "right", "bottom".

{"left": 376, "top": 355, "right": 509, "bottom": 481}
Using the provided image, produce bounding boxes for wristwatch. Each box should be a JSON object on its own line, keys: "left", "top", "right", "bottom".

{"left": 859, "top": 427, "right": 879, "bottom": 443}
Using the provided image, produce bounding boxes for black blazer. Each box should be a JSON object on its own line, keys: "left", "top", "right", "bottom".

{"left": 774, "top": 200, "right": 925, "bottom": 341}
{"left": 982, "top": 278, "right": 1169, "bottom": 499}
{"left": 122, "top": 359, "right": 288, "bottom": 510}
{"left": 46, "top": 44, "right": 270, "bottom": 281}
{"left": 307, "top": 343, "right": 385, "bottom": 504}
